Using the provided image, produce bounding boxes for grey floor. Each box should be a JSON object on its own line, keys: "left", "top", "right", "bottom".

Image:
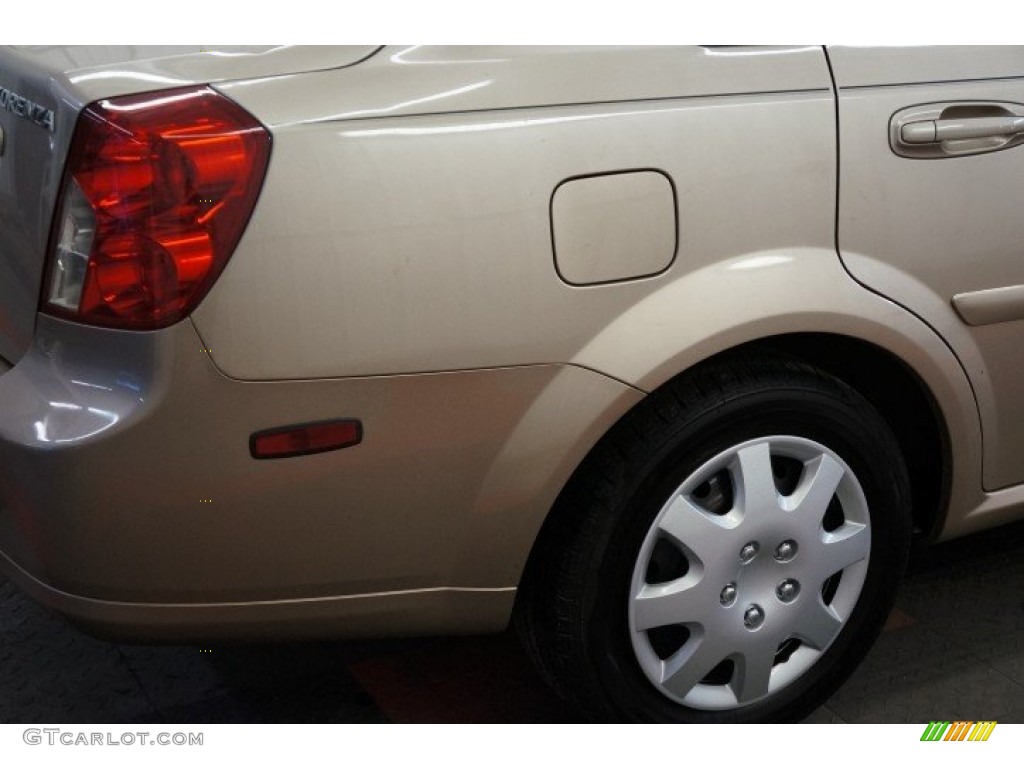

{"left": 1, "top": 520, "right": 1022, "bottom": 723}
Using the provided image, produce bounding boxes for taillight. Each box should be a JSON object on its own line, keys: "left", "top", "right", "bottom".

{"left": 43, "top": 86, "right": 271, "bottom": 329}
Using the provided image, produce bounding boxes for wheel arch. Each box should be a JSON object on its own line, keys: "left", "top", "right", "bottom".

{"left": 516, "top": 322, "right": 973, "bottom": 603}
{"left": 556, "top": 247, "right": 983, "bottom": 548}
{"left": 496, "top": 250, "right": 985, "bottom": 607}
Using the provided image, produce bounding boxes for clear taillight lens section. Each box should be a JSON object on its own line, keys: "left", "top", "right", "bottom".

{"left": 48, "top": 179, "right": 96, "bottom": 310}
{"left": 43, "top": 86, "right": 271, "bottom": 329}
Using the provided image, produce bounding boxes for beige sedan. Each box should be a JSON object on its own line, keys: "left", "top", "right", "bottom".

{"left": 1, "top": 45, "right": 1023, "bottom": 722}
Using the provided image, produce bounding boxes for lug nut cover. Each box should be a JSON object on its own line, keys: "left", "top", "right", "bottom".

{"left": 743, "top": 604, "right": 765, "bottom": 629}
{"left": 774, "top": 540, "right": 798, "bottom": 562}
{"left": 720, "top": 583, "right": 738, "bottom": 606}
{"left": 740, "top": 542, "right": 760, "bottom": 563}
{"left": 776, "top": 579, "right": 801, "bottom": 603}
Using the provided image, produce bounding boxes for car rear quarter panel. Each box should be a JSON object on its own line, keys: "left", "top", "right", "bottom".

{"left": 194, "top": 46, "right": 837, "bottom": 380}
{"left": 195, "top": 45, "right": 997, "bottom": 543}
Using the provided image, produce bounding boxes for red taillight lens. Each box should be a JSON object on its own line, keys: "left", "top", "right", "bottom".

{"left": 43, "top": 86, "right": 271, "bottom": 329}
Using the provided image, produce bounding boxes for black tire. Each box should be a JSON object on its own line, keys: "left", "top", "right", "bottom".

{"left": 515, "top": 354, "right": 912, "bottom": 722}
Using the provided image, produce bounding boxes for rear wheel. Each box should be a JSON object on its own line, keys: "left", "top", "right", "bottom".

{"left": 515, "top": 356, "right": 911, "bottom": 722}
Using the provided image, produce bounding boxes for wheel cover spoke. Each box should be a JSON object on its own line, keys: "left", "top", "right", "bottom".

{"left": 735, "top": 442, "right": 780, "bottom": 518}
{"left": 661, "top": 635, "right": 726, "bottom": 699}
{"left": 657, "top": 494, "right": 740, "bottom": 565}
{"left": 633, "top": 576, "right": 710, "bottom": 631}
{"left": 791, "top": 598, "right": 844, "bottom": 650}
{"left": 783, "top": 453, "right": 844, "bottom": 523}
{"left": 733, "top": 646, "right": 776, "bottom": 704}
{"left": 821, "top": 523, "right": 871, "bottom": 572}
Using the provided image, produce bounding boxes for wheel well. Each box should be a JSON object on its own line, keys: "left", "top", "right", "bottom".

{"left": 514, "top": 337, "right": 937, "bottom": 704}
{"left": 519, "top": 332, "right": 950, "bottom": 605}
{"left": 728, "top": 333, "right": 950, "bottom": 541}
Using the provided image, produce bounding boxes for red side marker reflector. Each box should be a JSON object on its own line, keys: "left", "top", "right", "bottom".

{"left": 250, "top": 419, "right": 362, "bottom": 460}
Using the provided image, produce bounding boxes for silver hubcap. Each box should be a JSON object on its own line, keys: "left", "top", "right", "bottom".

{"left": 628, "top": 436, "right": 871, "bottom": 710}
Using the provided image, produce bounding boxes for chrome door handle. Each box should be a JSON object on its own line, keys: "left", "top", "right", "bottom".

{"left": 901, "top": 116, "right": 1024, "bottom": 144}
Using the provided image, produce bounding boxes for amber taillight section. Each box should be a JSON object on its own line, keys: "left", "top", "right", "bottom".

{"left": 43, "top": 86, "right": 271, "bottom": 329}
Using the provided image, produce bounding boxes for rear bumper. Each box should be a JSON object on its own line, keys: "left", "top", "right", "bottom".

{"left": 0, "top": 315, "right": 641, "bottom": 639}
{"left": 0, "top": 546, "right": 515, "bottom": 642}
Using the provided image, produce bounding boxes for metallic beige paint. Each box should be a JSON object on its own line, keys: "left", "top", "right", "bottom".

{"left": 830, "top": 47, "right": 1024, "bottom": 491}
{"left": 552, "top": 170, "right": 677, "bottom": 286}
{"left": 952, "top": 284, "right": 1024, "bottom": 326}
{"left": 3, "top": 46, "right": 1024, "bottom": 639}
{"left": 191, "top": 90, "right": 837, "bottom": 379}
{"left": 216, "top": 45, "right": 830, "bottom": 128}
{"left": 827, "top": 46, "right": 1024, "bottom": 87}
{"left": 9, "top": 45, "right": 382, "bottom": 103}
{"left": 0, "top": 314, "right": 641, "bottom": 636}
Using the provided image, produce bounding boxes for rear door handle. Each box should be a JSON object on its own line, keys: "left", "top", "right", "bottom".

{"left": 891, "top": 102, "right": 1024, "bottom": 158}
{"left": 901, "top": 116, "right": 1024, "bottom": 144}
